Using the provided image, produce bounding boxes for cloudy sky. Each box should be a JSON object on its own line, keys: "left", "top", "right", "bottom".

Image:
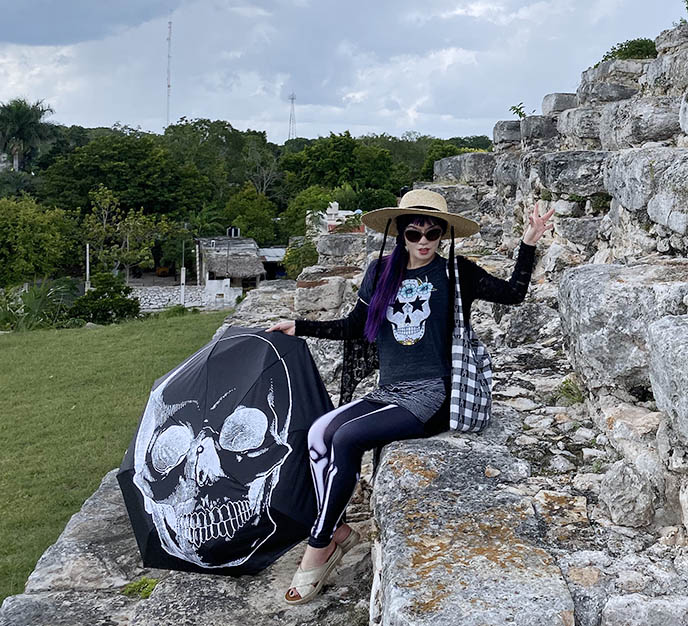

{"left": 0, "top": 0, "right": 682, "bottom": 144}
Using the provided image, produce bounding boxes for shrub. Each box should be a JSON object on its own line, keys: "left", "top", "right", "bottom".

{"left": 356, "top": 188, "right": 397, "bottom": 212}
{"left": 600, "top": 38, "right": 657, "bottom": 64}
{"left": 69, "top": 272, "right": 140, "bottom": 324}
{"left": 332, "top": 213, "right": 362, "bottom": 233}
{"left": 0, "top": 278, "right": 78, "bottom": 331}
{"left": 283, "top": 238, "right": 318, "bottom": 279}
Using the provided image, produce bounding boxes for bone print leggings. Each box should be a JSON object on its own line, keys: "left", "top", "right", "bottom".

{"left": 307, "top": 398, "right": 449, "bottom": 548}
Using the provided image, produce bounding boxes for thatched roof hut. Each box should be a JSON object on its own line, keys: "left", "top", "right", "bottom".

{"left": 196, "top": 236, "right": 266, "bottom": 285}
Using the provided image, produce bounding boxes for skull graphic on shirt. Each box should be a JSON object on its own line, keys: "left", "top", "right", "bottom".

{"left": 386, "top": 277, "right": 435, "bottom": 345}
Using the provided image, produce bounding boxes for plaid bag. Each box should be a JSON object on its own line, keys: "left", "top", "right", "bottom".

{"left": 449, "top": 259, "right": 493, "bottom": 432}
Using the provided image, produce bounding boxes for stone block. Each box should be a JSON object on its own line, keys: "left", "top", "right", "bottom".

{"left": 603, "top": 147, "right": 681, "bottom": 211}
{"left": 520, "top": 115, "right": 559, "bottom": 150}
{"left": 539, "top": 150, "right": 609, "bottom": 196}
{"left": 681, "top": 89, "right": 688, "bottom": 133}
{"left": 601, "top": 593, "right": 688, "bottom": 625}
{"left": 542, "top": 93, "right": 578, "bottom": 115}
{"left": 600, "top": 96, "right": 681, "bottom": 150}
{"left": 599, "top": 460, "right": 654, "bottom": 527}
{"left": 558, "top": 261, "right": 688, "bottom": 394}
{"left": 494, "top": 152, "right": 520, "bottom": 187}
{"left": 414, "top": 182, "right": 480, "bottom": 216}
{"left": 557, "top": 106, "right": 603, "bottom": 148}
{"left": 433, "top": 152, "right": 495, "bottom": 185}
{"left": 648, "top": 315, "right": 688, "bottom": 446}
{"left": 493, "top": 119, "right": 522, "bottom": 144}
{"left": 647, "top": 151, "right": 688, "bottom": 235}
{"left": 316, "top": 232, "right": 366, "bottom": 267}
{"left": 577, "top": 59, "right": 649, "bottom": 105}
{"left": 643, "top": 23, "right": 688, "bottom": 96}
{"left": 554, "top": 217, "right": 602, "bottom": 246}
{"left": 294, "top": 274, "right": 346, "bottom": 314}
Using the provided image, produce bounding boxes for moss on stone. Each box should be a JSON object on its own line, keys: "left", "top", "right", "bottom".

{"left": 122, "top": 577, "right": 159, "bottom": 599}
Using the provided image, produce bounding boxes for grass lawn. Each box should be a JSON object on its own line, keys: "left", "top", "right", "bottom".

{"left": 0, "top": 310, "right": 230, "bottom": 604}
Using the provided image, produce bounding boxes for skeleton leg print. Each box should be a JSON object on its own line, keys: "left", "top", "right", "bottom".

{"left": 386, "top": 277, "right": 435, "bottom": 345}
{"left": 306, "top": 400, "right": 427, "bottom": 548}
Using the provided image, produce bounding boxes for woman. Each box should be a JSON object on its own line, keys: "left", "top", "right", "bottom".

{"left": 267, "top": 189, "right": 554, "bottom": 604}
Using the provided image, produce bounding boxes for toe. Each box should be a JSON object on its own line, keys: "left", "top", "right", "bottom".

{"left": 286, "top": 588, "right": 301, "bottom": 601}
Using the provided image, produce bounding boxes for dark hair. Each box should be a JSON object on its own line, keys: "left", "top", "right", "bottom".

{"left": 364, "top": 214, "right": 448, "bottom": 343}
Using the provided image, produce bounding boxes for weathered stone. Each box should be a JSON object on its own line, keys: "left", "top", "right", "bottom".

{"left": 555, "top": 217, "right": 602, "bottom": 246}
{"left": 371, "top": 433, "right": 574, "bottom": 626}
{"left": 643, "top": 23, "right": 688, "bottom": 97}
{"left": 433, "top": 152, "right": 495, "bottom": 185}
{"left": 600, "top": 97, "right": 681, "bottom": 150}
{"left": 603, "top": 147, "right": 681, "bottom": 211}
{"left": 533, "top": 490, "right": 588, "bottom": 525}
{"left": 543, "top": 93, "right": 578, "bottom": 115}
{"left": 647, "top": 152, "right": 688, "bottom": 235}
{"left": 656, "top": 419, "right": 688, "bottom": 473}
{"left": 552, "top": 200, "right": 584, "bottom": 218}
{"left": 599, "top": 461, "right": 654, "bottom": 527}
{"left": 557, "top": 106, "right": 603, "bottom": 149}
{"left": 578, "top": 59, "right": 650, "bottom": 105}
{"left": 539, "top": 150, "right": 609, "bottom": 196}
{"left": 600, "top": 593, "right": 688, "bottom": 625}
{"left": 316, "top": 233, "right": 367, "bottom": 267}
{"left": 504, "top": 302, "right": 560, "bottom": 347}
{"left": 227, "top": 279, "right": 295, "bottom": 327}
{"left": 558, "top": 261, "right": 688, "bottom": 393}
{"left": 493, "top": 120, "right": 521, "bottom": 146}
{"left": 294, "top": 274, "right": 346, "bottom": 314}
{"left": 494, "top": 152, "right": 520, "bottom": 187}
{"left": 540, "top": 241, "right": 586, "bottom": 275}
{"left": 648, "top": 315, "right": 688, "bottom": 446}
{"left": 681, "top": 89, "right": 688, "bottom": 133}
{"left": 413, "top": 182, "right": 479, "bottom": 216}
{"left": 520, "top": 115, "right": 559, "bottom": 150}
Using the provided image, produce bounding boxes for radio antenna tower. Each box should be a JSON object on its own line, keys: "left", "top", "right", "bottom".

{"left": 166, "top": 19, "right": 172, "bottom": 128}
{"left": 288, "top": 92, "right": 296, "bottom": 140}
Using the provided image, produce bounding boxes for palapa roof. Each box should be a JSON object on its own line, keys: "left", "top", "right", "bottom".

{"left": 258, "top": 247, "right": 286, "bottom": 263}
{"left": 204, "top": 251, "right": 265, "bottom": 278}
{"left": 196, "top": 236, "right": 260, "bottom": 255}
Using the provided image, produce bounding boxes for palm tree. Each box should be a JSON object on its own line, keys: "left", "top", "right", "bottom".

{"left": 0, "top": 98, "right": 54, "bottom": 171}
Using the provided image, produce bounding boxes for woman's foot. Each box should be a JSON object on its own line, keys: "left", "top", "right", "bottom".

{"left": 285, "top": 542, "right": 338, "bottom": 602}
{"left": 332, "top": 523, "right": 353, "bottom": 546}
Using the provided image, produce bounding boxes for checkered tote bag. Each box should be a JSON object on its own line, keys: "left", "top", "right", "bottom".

{"left": 449, "top": 260, "right": 493, "bottom": 432}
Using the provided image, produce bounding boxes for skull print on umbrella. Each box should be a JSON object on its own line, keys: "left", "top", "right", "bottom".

{"left": 118, "top": 326, "right": 334, "bottom": 574}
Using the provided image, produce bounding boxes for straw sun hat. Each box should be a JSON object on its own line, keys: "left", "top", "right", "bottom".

{"left": 361, "top": 189, "right": 480, "bottom": 239}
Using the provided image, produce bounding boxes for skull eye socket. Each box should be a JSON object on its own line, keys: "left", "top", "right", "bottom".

{"left": 219, "top": 406, "right": 268, "bottom": 452}
{"left": 151, "top": 424, "right": 193, "bottom": 474}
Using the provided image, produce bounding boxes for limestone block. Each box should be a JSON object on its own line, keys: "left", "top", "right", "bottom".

{"left": 316, "top": 233, "right": 366, "bottom": 267}
{"left": 603, "top": 147, "right": 681, "bottom": 211}
{"left": 681, "top": 89, "right": 688, "bottom": 133}
{"left": 539, "top": 150, "right": 609, "bottom": 196}
{"left": 648, "top": 315, "right": 688, "bottom": 446}
{"left": 557, "top": 106, "right": 603, "bottom": 149}
{"left": 656, "top": 419, "right": 688, "bottom": 474}
{"left": 294, "top": 274, "right": 346, "bottom": 314}
{"left": 558, "top": 261, "right": 688, "bottom": 393}
{"left": 493, "top": 119, "right": 521, "bottom": 145}
{"left": 520, "top": 115, "right": 559, "bottom": 150}
{"left": 553, "top": 200, "right": 584, "bottom": 217}
{"left": 600, "top": 97, "right": 681, "bottom": 150}
{"left": 554, "top": 217, "right": 602, "bottom": 246}
{"left": 231, "top": 279, "right": 296, "bottom": 326}
{"left": 517, "top": 150, "right": 546, "bottom": 196}
{"left": 504, "top": 302, "right": 560, "bottom": 347}
{"left": 601, "top": 593, "right": 688, "bottom": 625}
{"left": 543, "top": 93, "right": 578, "bottom": 115}
{"left": 599, "top": 461, "right": 654, "bottom": 527}
{"left": 647, "top": 152, "right": 688, "bottom": 235}
{"left": 541, "top": 241, "right": 586, "bottom": 275}
{"left": 372, "top": 435, "right": 574, "bottom": 626}
{"left": 643, "top": 23, "right": 688, "bottom": 96}
{"left": 577, "top": 59, "right": 650, "bottom": 105}
{"left": 433, "top": 152, "right": 495, "bottom": 185}
{"left": 494, "top": 152, "right": 520, "bottom": 187}
{"left": 413, "top": 182, "right": 480, "bottom": 217}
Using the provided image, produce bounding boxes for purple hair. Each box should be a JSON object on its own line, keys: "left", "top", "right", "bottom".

{"left": 364, "top": 214, "right": 448, "bottom": 343}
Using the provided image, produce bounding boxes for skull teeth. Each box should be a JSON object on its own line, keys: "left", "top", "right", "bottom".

{"left": 179, "top": 499, "right": 253, "bottom": 549}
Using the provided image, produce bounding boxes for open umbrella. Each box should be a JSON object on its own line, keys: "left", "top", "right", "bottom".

{"left": 117, "top": 325, "right": 334, "bottom": 575}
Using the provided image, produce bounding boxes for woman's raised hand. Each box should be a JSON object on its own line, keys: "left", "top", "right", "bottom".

{"left": 266, "top": 320, "right": 296, "bottom": 335}
{"left": 523, "top": 200, "right": 555, "bottom": 246}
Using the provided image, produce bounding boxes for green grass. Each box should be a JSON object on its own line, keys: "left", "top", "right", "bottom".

{"left": 0, "top": 310, "right": 229, "bottom": 603}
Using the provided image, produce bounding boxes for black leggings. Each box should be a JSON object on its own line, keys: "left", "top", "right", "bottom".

{"left": 306, "top": 398, "right": 449, "bottom": 548}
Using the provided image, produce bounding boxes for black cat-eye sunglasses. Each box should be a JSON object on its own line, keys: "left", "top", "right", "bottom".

{"left": 403, "top": 226, "right": 443, "bottom": 243}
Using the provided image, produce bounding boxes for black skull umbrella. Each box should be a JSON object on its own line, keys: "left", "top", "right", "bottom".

{"left": 117, "top": 325, "right": 334, "bottom": 575}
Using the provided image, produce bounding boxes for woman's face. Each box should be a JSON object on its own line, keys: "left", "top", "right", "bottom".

{"left": 403, "top": 217, "right": 443, "bottom": 268}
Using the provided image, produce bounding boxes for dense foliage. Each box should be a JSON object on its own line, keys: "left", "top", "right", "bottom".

{"left": 600, "top": 38, "right": 657, "bottom": 63}
{"left": 283, "top": 238, "right": 319, "bottom": 279}
{"left": 69, "top": 272, "right": 140, "bottom": 324}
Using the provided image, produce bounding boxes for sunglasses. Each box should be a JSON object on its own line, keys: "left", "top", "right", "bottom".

{"left": 404, "top": 226, "right": 443, "bottom": 243}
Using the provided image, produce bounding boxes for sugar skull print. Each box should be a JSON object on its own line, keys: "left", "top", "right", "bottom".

{"left": 386, "top": 277, "right": 435, "bottom": 345}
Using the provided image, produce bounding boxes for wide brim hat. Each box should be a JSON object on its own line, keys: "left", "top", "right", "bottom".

{"left": 361, "top": 189, "right": 480, "bottom": 239}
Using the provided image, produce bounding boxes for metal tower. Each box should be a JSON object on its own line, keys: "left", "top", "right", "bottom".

{"left": 288, "top": 92, "right": 296, "bottom": 140}
{"left": 166, "top": 20, "right": 172, "bottom": 128}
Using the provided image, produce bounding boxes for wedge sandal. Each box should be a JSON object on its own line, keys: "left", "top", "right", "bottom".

{"left": 284, "top": 544, "right": 344, "bottom": 605}
{"left": 336, "top": 528, "right": 361, "bottom": 555}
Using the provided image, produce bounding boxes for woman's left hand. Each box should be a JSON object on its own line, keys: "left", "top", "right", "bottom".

{"left": 522, "top": 201, "right": 555, "bottom": 246}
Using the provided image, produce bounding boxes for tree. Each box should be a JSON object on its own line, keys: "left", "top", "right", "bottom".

{"left": 0, "top": 195, "right": 68, "bottom": 287}
{"left": 279, "top": 185, "right": 332, "bottom": 239}
{"left": 0, "top": 98, "right": 55, "bottom": 171}
{"left": 82, "top": 184, "right": 170, "bottom": 281}
{"left": 69, "top": 272, "right": 140, "bottom": 324}
{"left": 223, "top": 182, "right": 277, "bottom": 246}
{"left": 243, "top": 134, "right": 281, "bottom": 195}
{"left": 39, "top": 132, "right": 210, "bottom": 217}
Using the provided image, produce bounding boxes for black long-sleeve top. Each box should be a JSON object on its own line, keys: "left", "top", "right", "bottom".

{"left": 295, "top": 241, "right": 537, "bottom": 340}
